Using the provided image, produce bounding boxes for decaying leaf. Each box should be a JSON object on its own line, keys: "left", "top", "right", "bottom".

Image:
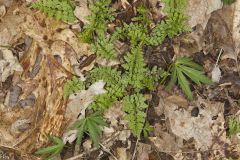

{"left": 186, "top": 0, "right": 222, "bottom": 28}
{"left": 162, "top": 96, "right": 225, "bottom": 152}
{"left": 0, "top": 48, "right": 23, "bottom": 82}
{"left": 211, "top": 66, "right": 221, "bottom": 82}
{"left": 74, "top": 0, "right": 91, "bottom": 24}
{"left": 0, "top": 5, "right": 6, "bottom": 18}
{"left": 65, "top": 81, "right": 106, "bottom": 127}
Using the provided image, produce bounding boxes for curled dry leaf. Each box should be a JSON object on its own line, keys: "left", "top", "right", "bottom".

{"left": 0, "top": 5, "right": 6, "bottom": 18}
{"left": 0, "top": 48, "right": 23, "bottom": 82}
{"left": 65, "top": 81, "right": 106, "bottom": 128}
{"left": 211, "top": 66, "right": 221, "bottom": 83}
{"left": 10, "top": 119, "right": 31, "bottom": 136}
{"left": 0, "top": 28, "right": 11, "bottom": 46}
{"left": 62, "top": 129, "right": 78, "bottom": 144}
{"left": 136, "top": 143, "right": 151, "bottom": 160}
{"left": 163, "top": 96, "right": 225, "bottom": 152}
{"left": 186, "top": 0, "right": 222, "bottom": 28}
{"left": 53, "top": 29, "right": 93, "bottom": 57}
{"left": 74, "top": 0, "right": 91, "bottom": 24}
{"left": 121, "top": 0, "right": 131, "bottom": 9}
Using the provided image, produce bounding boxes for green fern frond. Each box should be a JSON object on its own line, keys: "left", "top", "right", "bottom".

{"left": 31, "top": 0, "right": 76, "bottom": 23}
{"left": 166, "top": 57, "right": 213, "bottom": 100}
{"left": 122, "top": 23, "right": 149, "bottom": 46}
{"left": 123, "top": 93, "right": 148, "bottom": 138}
{"left": 73, "top": 112, "right": 107, "bottom": 147}
{"left": 88, "top": 67, "right": 127, "bottom": 110}
{"left": 79, "top": 0, "right": 114, "bottom": 43}
{"left": 143, "top": 122, "right": 153, "bottom": 138}
{"left": 148, "top": 0, "right": 189, "bottom": 45}
{"left": 122, "top": 46, "right": 147, "bottom": 91}
{"left": 63, "top": 77, "right": 85, "bottom": 98}
{"left": 35, "top": 135, "right": 65, "bottom": 159}
{"left": 132, "top": 4, "right": 151, "bottom": 26}
{"left": 92, "top": 37, "right": 117, "bottom": 59}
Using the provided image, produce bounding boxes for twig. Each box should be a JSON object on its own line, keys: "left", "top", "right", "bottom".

{"left": 131, "top": 139, "right": 139, "bottom": 160}
{"left": 214, "top": 48, "right": 223, "bottom": 68}
{"left": 100, "top": 143, "right": 118, "bottom": 160}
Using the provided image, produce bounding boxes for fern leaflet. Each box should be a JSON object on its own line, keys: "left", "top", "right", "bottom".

{"left": 31, "top": 0, "right": 76, "bottom": 23}
{"left": 123, "top": 93, "right": 148, "bottom": 138}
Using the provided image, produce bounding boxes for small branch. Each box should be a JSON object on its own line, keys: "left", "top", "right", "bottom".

{"left": 131, "top": 139, "right": 139, "bottom": 160}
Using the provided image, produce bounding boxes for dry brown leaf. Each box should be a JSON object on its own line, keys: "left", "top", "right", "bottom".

{"left": 136, "top": 143, "right": 151, "bottom": 160}
{"left": 186, "top": 0, "right": 222, "bottom": 28}
{"left": 116, "top": 148, "right": 128, "bottom": 160}
{"left": 74, "top": 0, "right": 91, "bottom": 24}
{"left": 211, "top": 66, "right": 221, "bottom": 83}
{"left": 0, "top": 5, "right": 6, "bottom": 18}
{"left": 164, "top": 96, "right": 225, "bottom": 152}
{"left": 65, "top": 81, "right": 106, "bottom": 128}
{"left": 233, "top": 0, "right": 240, "bottom": 58}
{"left": 0, "top": 48, "right": 23, "bottom": 82}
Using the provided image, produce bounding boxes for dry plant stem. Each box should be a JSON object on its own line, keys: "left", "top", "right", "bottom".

{"left": 66, "top": 131, "right": 121, "bottom": 160}
{"left": 131, "top": 138, "right": 139, "bottom": 160}
{"left": 99, "top": 143, "right": 118, "bottom": 160}
{"left": 215, "top": 48, "right": 223, "bottom": 68}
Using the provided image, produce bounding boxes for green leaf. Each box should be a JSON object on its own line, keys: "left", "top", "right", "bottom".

{"left": 123, "top": 93, "right": 148, "bottom": 138}
{"left": 73, "top": 112, "right": 106, "bottom": 147}
{"left": 63, "top": 76, "right": 85, "bottom": 98}
{"left": 176, "top": 68, "right": 193, "bottom": 100}
{"left": 31, "top": 0, "right": 76, "bottom": 23}
{"left": 35, "top": 135, "right": 65, "bottom": 159}
{"left": 166, "top": 66, "right": 177, "bottom": 90}
{"left": 179, "top": 65, "right": 213, "bottom": 85}
{"left": 165, "top": 57, "right": 213, "bottom": 100}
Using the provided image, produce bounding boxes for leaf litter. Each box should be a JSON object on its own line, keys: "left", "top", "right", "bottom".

{"left": 0, "top": 0, "right": 240, "bottom": 160}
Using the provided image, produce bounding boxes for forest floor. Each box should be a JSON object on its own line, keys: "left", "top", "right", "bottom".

{"left": 0, "top": 0, "right": 240, "bottom": 160}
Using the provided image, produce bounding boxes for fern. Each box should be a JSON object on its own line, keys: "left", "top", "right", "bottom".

{"left": 73, "top": 112, "right": 107, "bottom": 147}
{"left": 122, "top": 46, "right": 148, "bottom": 91}
{"left": 166, "top": 57, "right": 213, "bottom": 100}
{"left": 79, "top": 0, "right": 114, "bottom": 43}
{"left": 228, "top": 117, "right": 240, "bottom": 137}
{"left": 148, "top": 0, "right": 189, "bottom": 45}
{"left": 142, "top": 66, "right": 163, "bottom": 90}
{"left": 143, "top": 122, "right": 153, "bottom": 138}
{"left": 88, "top": 67, "right": 126, "bottom": 110}
{"left": 123, "top": 93, "right": 148, "bottom": 138}
{"left": 121, "top": 23, "right": 149, "bottom": 47}
{"left": 92, "top": 37, "right": 117, "bottom": 59}
{"left": 35, "top": 135, "right": 65, "bottom": 159}
{"left": 132, "top": 4, "right": 151, "bottom": 26}
{"left": 63, "top": 76, "right": 85, "bottom": 98}
{"left": 31, "top": 0, "right": 76, "bottom": 23}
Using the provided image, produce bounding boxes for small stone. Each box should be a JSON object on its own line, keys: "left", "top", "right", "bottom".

{"left": 191, "top": 107, "right": 199, "bottom": 117}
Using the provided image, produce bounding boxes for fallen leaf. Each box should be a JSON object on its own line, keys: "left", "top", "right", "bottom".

{"left": 233, "top": 0, "right": 240, "bottom": 57}
{"left": 186, "top": 0, "right": 222, "bottom": 28}
{"left": 0, "top": 48, "right": 23, "bottom": 82}
{"left": 211, "top": 66, "right": 221, "bottom": 83}
{"left": 0, "top": 28, "right": 12, "bottom": 46}
{"left": 65, "top": 81, "right": 106, "bottom": 127}
{"left": 62, "top": 129, "right": 78, "bottom": 144}
{"left": 0, "top": 5, "right": 6, "bottom": 18}
{"left": 74, "top": 1, "right": 91, "bottom": 24}
{"left": 116, "top": 148, "right": 128, "bottom": 160}
{"left": 163, "top": 96, "right": 225, "bottom": 151}
{"left": 121, "top": 0, "right": 131, "bottom": 9}
{"left": 136, "top": 143, "right": 151, "bottom": 160}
